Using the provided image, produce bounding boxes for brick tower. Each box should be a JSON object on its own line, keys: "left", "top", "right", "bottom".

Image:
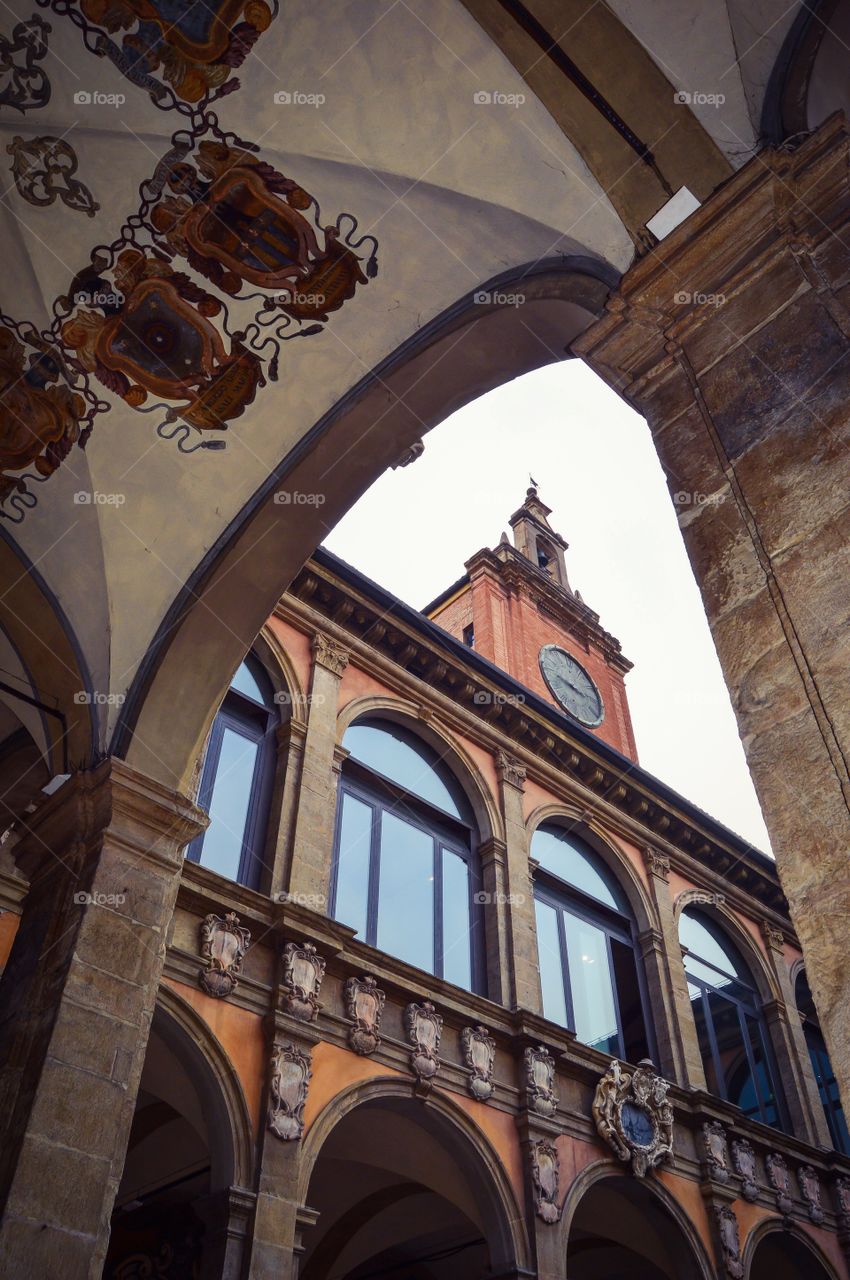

{"left": 424, "top": 486, "right": 637, "bottom": 759}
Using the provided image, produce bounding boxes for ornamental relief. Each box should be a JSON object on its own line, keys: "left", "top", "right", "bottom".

{"left": 765, "top": 1151, "right": 794, "bottom": 1218}
{"left": 280, "top": 940, "right": 325, "bottom": 1022}
{"left": 405, "top": 1000, "right": 442, "bottom": 1093}
{"left": 524, "top": 1045, "right": 558, "bottom": 1118}
{"left": 730, "top": 1137, "right": 759, "bottom": 1202}
{"left": 0, "top": 14, "right": 51, "bottom": 113}
{"left": 530, "top": 1139, "right": 561, "bottom": 1224}
{"left": 701, "top": 1120, "right": 729, "bottom": 1184}
{"left": 198, "top": 910, "right": 250, "bottom": 999}
{"left": 268, "top": 1042, "right": 311, "bottom": 1141}
{"left": 592, "top": 1059, "right": 673, "bottom": 1178}
{"left": 344, "top": 975, "right": 385, "bottom": 1057}
{"left": 713, "top": 1205, "right": 743, "bottom": 1280}
{"left": 798, "top": 1164, "right": 824, "bottom": 1224}
{"left": 461, "top": 1025, "right": 496, "bottom": 1102}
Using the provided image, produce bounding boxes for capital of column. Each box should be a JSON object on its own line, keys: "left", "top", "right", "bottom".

{"left": 312, "top": 632, "right": 349, "bottom": 676}
{"left": 496, "top": 750, "right": 527, "bottom": 791}
{"left": 762, "top": 920, "right": 786, "bottom": 954}
{"left": 642, "top": 846, "right": 671, "bottom": 881}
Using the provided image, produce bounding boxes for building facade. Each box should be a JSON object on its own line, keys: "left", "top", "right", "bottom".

{"left": 2, "top": 492, "right": 847, "bottom": 1279}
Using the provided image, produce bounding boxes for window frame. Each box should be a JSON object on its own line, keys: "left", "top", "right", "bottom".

{"left": 330, "top": 740, "right": 485, "bottom": 994}
{"left": 187, "top": 656, "right": 278, "bottom": 889}
{"left": 796, "top": 970, "right": 849, "bottom": 1153}
{"left": 532, "top": 828, "right": 656, "bottom": 1064}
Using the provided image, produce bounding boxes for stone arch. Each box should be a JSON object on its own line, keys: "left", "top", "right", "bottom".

{"left": 337, "top": 692, "right": 504, "bottom": 844}
{"left": 672, "top": 889, "right": 781, "bottom": 1005}
{"left": 526, "top": 801, "right": 657, "bottom": 935}
{"left": 743, "top": 1216, "right": 840, "bottom": 1280}
{"left": 298, "top": 1075, "right": 531, "bottom": 1275}
{"left": 115, "top": 256, "right": 617, "bottom": 792}
{"left": 762, "top": 0, "right": 845, "bottom": 143}
{"left": 255, "top": 622, "right": 306, "bottom": 727}
{"left": 560, "top": 1157, "right": 715, "bottom": 1280}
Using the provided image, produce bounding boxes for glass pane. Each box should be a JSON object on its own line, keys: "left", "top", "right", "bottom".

{"left": 679, "top": 908, "right": 749, "bottom": 983}
{"left": 441, "top": 848, "right": 472, "bottom": 990}
{"left": 333, "top": 792, "right": 372, "bottom": 938}
{"left": 343, "top": 721, "right": 464, "bottom": 818}
{"left": 689, "top": 982, "right": 722, "bottom": 1097}
{"left": 532, "top": 826, "right": 625, "bottom": 911}
{"left": 683, "top": 951, "right": 754, "bottom": 1004}
{"left": 231, "top": 659, "right": 268, "bottom": 704}
{"left": 201, "top": 726, "right": 258, "bottom": 881}
{"left": 535, "top": 898, "right": 568, "bottom": 1027}
{"left": 706, "top": 988, "right": 747, "bottom": 1103}
{"left": 611, "top": 936, "right": 648, "bottom": 1063}
{"left": 743, "top": 1014, "right": 780, "bottom": 1128}
{"left": 377, "top": 812, "right": 435, "bottom": 973}
{"left": 564, "top": 908, "right": 619, "bottom": 1055}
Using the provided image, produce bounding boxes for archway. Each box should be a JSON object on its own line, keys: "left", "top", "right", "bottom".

{"left": 300, "top": 1089, "right": 527, "bottom": 1279}
{"left": 103, "top": 996, "right": 253, "bottom": 1279}
{"left": 566, "top": 1174, "right": 710, "bottom": 1280}
{"left": 748, "top": 1227, "right": 835, "bottom": 1280}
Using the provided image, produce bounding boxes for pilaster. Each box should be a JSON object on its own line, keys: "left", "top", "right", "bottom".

{"left": 495, "top": 751, "right": 541, "bottom": 1012}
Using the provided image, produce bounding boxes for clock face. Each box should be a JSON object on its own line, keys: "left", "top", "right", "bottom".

{"left": 539, "top": 645, "right": 604, "bottom": 727}
{"left": 620, "top": 1100, "right": 655, "bottom": 1148}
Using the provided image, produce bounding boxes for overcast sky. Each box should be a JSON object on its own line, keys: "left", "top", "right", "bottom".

{"left": 324, "top": 360, "right": 771, "bottom": 852}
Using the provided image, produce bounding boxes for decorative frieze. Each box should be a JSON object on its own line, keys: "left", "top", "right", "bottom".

{"left": 592, "top": 1059, "right": 673, "bottom": 1177}
{"left": 268, "top": 1043, "right": 312, "bottom": 1141}
{"left": 701, "top": 1120, "right": 729, "bottom": 1184}
{"left": 798, "top": 1165, "right": 824, "bottom": 1224}
{"left": 765, "top": 1152, "right": 794, "bottom": 1218}
{"left": 405, "top": 1001, "right": 443, "bottom": 1093}
{"left": 198, "top": 911, "right": 250, "bottom": 999}
{"left": 280, "top": 941, "right": 326, "bottom": 1022}
{"left": 713, "top": 1205, "right": 743, "bottom": 1280}
{"left": 311, "top": 632, "right": 349, "bottom": 676}
{"left": 461, "top": 1025, "right": 496, "bottom": 1101}
{"left": 730, "top": 1138, "right": 759, "bottom": 1202}
{"left": 344, "top": 975, "right": 385, "bottom": 1056}
{"left": 524, "top": 1045, "right": 559, "bottom": 1118}
{"left": 530, "top": 1139, "right": 562, "bottom": 1224}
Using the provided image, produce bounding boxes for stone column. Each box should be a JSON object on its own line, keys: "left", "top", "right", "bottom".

{"left": 269, "top": 718, "right": 308, "bottom": 902}
{"left": 286, "top": 632, "right": 348, "bottom": 909}
{"left": 573, "top": 114, "right": 850, "bottom": 1113}
{"left": 640, "top": 848, "right": 706, "bottom": 1088}
{"left": 761, "top": 922, "right": 831, "bottom": 1147}
{"left": 0, "top": 759, "right": 205, "bottom": 1279}
{"left": 197, "top": 1186, "right": 257, "bottom": 1280}
{"left": 496, "top": 752, "right": 541, "bottom": 1012}
{"left": 478, "top": 836, "right": 514, "bottom": 1005}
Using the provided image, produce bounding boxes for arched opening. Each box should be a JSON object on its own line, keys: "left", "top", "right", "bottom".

{"left": 300, "top": 1092, "right": 524, "bottom": 1280}
{"left": 748, "top": 1228, "right": 835, "bottom": 1280}
{"left": 566, "top": 1174, "right": 708, "bottom": 1280}
{"left": 104, "top": 999, "right": 251, "bottom": 1279}
{"left": 795, "top": 967, "right": 850, "bottom": 1153}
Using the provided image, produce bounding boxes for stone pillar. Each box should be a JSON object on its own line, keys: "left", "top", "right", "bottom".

{"left": 269, "top": 718, "right": 308, "bottom": 901}
{"left": 0, "top": 759, "right": 204, "bottom": 1280}
{"left": 286, "top": 632, "right": 348, "bottom": 908}
{"left": 496, "top": 752, "right": 542, "bottom": 1012}
{"left": 478, "top": 836, "right": 514, "bottom": 1005}
{"left": 761, "top": 922, "right": 831, "bottom": 1147}
{"left": 640, "top": 848, "right": 706, "bottom": 1088}
{"left": 573, "top": 114, "right": 850, "bottom": 1114}
{"left": 197, "top": 1186, "right": 257, "bottom": 1280}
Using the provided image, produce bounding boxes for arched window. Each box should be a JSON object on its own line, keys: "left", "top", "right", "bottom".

{"left": 680, "top": 907, "right": 786, "bottom": 1129}
{"left": 331, "top": 717, "right": 482, "bottom": 992}
{"left": 187, "top": 654, "right": 278, "bottom": 888}
{"left": 533, "top": 824, "right": 651, "bottom": 1062}
{"left": 796, "top": 969, "right": 849, "bottom": 1153}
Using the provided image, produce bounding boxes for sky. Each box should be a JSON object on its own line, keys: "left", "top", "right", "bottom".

{"left": 323, "top": 360, "right": 771, "bottom": 853}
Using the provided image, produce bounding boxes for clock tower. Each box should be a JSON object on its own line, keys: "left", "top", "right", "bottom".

{"left": 423, "top": 486, "right": 638, "bottom": 760}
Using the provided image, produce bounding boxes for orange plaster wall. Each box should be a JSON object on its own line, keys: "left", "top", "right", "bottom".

{"left": 165, "top": 978, "right": 265, "bottom": 1138}
{"left": 554, "top": 1134, "right": 603, "bottom": 1211}
{"left": 0, "top": 911, "right": 19, "bottom": 971}
{"left": 657, "top": 1166, "right": 713, "bottom": 1254}
{"left": 451, "top": 1088, "right": 525, "bottom": 1212}
{"left": 267, "top": 614, "right": 313, "bottom": 699}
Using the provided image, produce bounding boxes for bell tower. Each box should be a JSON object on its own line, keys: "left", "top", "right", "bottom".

{"left": 424, "top": 486, "right": 638, "bottom": 760}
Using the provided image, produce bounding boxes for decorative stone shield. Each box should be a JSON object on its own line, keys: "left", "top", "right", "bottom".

{"left": 731, "top": 1138, "right": 759, "bottom": 1202}
{"left": 592, "top": 1059, "right": 673, "bottom": 1177}
{"left": 461, "top": 1026, "right": 496, "bottom": 1101}
{"left": 530, "top": 1140, "right": 561, "bottom": 1224}
{"left": 268, "top": 1043, "right": 312, "bottom": 1141}
{"left": 713, "top": 1205, "right": 743, "bottom": 1279}
{"left": 524, "top": 1045, "right": 558, "bottom": 1117}
{"left": 835, "top": 1173, "right": 850, "bottom": 1228}
{"left": 198, "top": 911, "right": 251, "bottom": 999}
{"left": 404, "top": 1001, "right": 442, "bottom": 1091}
{"left": 765, "top": 1151, "right": 794, "bottom": 1218}
{"left": 280, "top": 940, "right": 326, "bottom": 1022}
{"left": 798, "top": 1165, "right": 824, "bottom": 1224}
{"left": 344, "top": 975, "right": 385, "bottom": 1056}
{"left": 701, "top": 1120, "right": 729, "bottom": 1184}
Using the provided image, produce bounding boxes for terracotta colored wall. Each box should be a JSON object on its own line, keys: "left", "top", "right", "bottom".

{"left": 0, "top": 911, "right": 19, "bottom": 971}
